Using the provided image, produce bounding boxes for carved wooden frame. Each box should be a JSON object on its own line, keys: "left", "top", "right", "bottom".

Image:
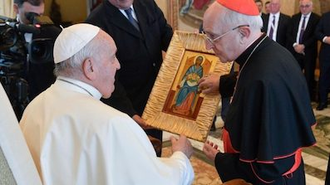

{"left": 142, "top": 31, "right": 232, "bottom": 141}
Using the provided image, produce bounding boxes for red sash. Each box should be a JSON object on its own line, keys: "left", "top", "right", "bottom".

{"left": 222, "top": 128, "right": 239, "bottom": 153}
{"left": 222, "top": 128, "right": 302, "bottom": 178}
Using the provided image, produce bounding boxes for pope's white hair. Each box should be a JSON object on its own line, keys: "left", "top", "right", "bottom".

{"left": 54, "top": 32, "right": 102, "bottom": 78}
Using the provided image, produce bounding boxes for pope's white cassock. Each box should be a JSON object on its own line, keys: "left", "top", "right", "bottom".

{"left": 20, "top": 76, "right": 194, "bottom": 185}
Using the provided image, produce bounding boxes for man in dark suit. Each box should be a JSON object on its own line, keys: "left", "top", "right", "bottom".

{"left": 287, "top": 0, "right": 320, "bottom": 101}
{"left": 315, "top": 11, "right": 330, "bottom": 110}
{"left": 261, "top": 0, "right": 290, "bottom": 48}
{"left": 255, "top": 0, "right": 266, "bottom": 21}
{"left": 85, "top": 0, "right": 173, "bottom": 156}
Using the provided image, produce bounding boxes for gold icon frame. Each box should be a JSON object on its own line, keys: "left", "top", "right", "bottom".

{"left": 142, "top": 31, "right": 232, "bottom": 142}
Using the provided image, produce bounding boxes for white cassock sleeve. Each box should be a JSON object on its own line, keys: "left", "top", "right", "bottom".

{"left": 81, "top": 115, "right": 195, "bottom": 185}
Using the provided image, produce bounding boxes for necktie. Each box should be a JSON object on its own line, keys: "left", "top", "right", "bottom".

{"left": 124, "top": 8, "right": 140, "bottom": 31}
{"left": 299, "top": 16, "right": 306, "bottom": 44}
{"left": 268, "top": 15, "right": 275, "bottom": 40}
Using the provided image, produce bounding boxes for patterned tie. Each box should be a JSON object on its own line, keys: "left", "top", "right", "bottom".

{"left": 268, "top": 15, "right": 275, "bottom": 40}
{"left": 124, "top": 8, "right": 140, "bottom": 31}
{"left": 299, "top": 16, "right": 306, "bottom": 44}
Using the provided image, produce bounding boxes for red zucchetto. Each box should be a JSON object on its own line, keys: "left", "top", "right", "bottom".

{"left": 216, "top": 0, "right": 259, "bottom": 16}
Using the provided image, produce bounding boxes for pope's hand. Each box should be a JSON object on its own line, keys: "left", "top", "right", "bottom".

{"left": 171, "top": 134, "right": 193, "bottom": 158}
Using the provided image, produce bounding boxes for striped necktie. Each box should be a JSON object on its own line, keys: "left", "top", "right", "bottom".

{"left": 299, "top": 16, "right": 307, "bottom": 44}
{"left": 124, "top": 8, "right": 140, "bottom": 31}
{"left": 268, "top": 15, "right": 275, "bottom": 40}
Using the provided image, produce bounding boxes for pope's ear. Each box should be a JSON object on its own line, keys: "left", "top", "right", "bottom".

{"left": 82, "top": 58, "right": 96, "bottom": 80}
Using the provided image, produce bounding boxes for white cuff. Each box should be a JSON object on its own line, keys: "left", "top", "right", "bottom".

{"left": 323, "top": 36, "right": 328, "bottom": 43}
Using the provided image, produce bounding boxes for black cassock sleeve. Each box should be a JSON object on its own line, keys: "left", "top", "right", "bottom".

{"left": 219, "top": 73, "right": 237, "bottom": 98}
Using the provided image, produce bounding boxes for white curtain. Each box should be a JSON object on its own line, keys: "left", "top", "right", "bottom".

{"left": 0, "top": 0, "right": 14, "bottom": 18}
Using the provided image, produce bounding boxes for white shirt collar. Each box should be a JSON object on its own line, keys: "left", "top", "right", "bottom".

{"left": 302, "top": 12, "right": 311, "bottom": 19}
{"left": 119, "top": 5, "right": 137, "bottom": 20}
{"left": 57, "top": 76, "right": 102, "bottom": 100}
{"left": 270, "top": 12, "right": 280, "bottom": 18}
{"left": 120, "top": 5, "right": 134, "bottom": 11}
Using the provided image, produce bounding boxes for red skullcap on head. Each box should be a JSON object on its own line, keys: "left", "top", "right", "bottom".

{"left": 216, "top": 0, "right": 259, "bottom": 16}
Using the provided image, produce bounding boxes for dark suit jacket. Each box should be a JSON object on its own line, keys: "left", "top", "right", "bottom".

{"left": 287, "top": 12, "right": 320, "bottom": 97}
{"left": 262, "top": 13, "right": 291, "bottom": 48}
{"left": 287, "top": 12, "right": 320, "bottom": 58}
{"left": 315, "top": 11, "right": 330, "bottom": 59}
{"left": 85, "top": 0, "right": 173, "bottom": 117}
{"left": 315, "top": 11, "right": 330, "bottom": 103}
{"left": 261, "top": 13, "right": 267, "bottom": 22}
